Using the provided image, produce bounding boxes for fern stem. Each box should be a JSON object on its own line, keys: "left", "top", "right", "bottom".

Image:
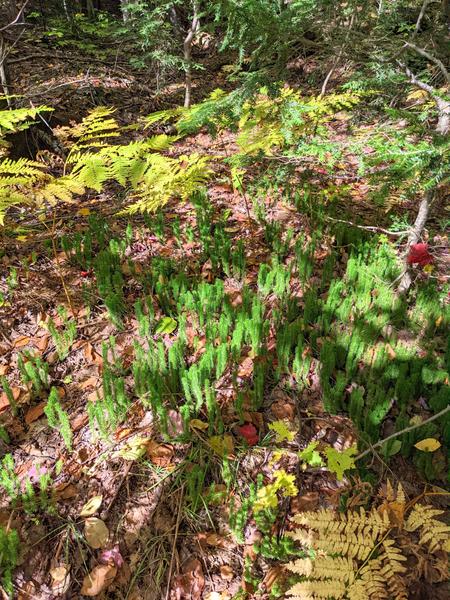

{"left": 46, "top": 210, "right": 77, "bottom": 318}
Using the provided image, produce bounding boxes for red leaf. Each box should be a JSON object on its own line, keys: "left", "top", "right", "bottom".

{"left": 406, "top": 243, "right": 433, "bottom": 266}
{"left": 238, "top": 423, "right": 259, "bottom": 446}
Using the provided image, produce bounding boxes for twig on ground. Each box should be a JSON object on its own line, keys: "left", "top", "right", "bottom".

{"left": 102, "top": 461, "right": 134, "bottom": 519}
{"left": 165, "top": 484, "right": 185, "bottom": 600}
{"left": 326, "top": 216, "right": 409, "bottom": 237}
{"left": 356, "top": 404, "right": 450, "bottom": 461}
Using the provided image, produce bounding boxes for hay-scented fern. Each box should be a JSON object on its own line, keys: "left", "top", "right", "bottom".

{"left": 285, "top": 487, "right": 449, "bottom": 600}
{"left": 1, "top": 105, "right": 211, "bottom": 225}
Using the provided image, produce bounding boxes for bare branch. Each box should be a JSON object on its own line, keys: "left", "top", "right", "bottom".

{"left": 398, "top": 60, "right": 450, "bottom": 134}
{"left": 413, "top": 0, "right": 438, "bottom": 36}
{"left": 397, "top": 192, "right": 433, "bottom": 295}
{"left": 0, "top": 0, "right": 29, "bottom": 33}
{"left": 356, "top": 403, "right": 450, "bottom": 461}
{"left": 405, "top": 41, "right": 450, "bottom": 84}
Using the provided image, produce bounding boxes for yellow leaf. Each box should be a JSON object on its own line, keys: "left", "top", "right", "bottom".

{"left": 268, "top": 420, "right": 296, "bottom": 443}
{"left": 116, "top": 436, "right": 148, "bottom": 460}
{"left": 209, "top": 434, "right": 234, "bottom": 457}
{"left": 16, "top": 235, "right": 28, "bottom": 242}
{"left": 77, "top": 207, "right": 91, "bottom": 216}
{"left": 190, "top": 419, "right": 209, "bottom": 431}
{"left": 79, "top": 495, "right": 103, "bottom": 517}
{"left": 414, "top": 438, "right": 441, "bottom": 452}
{"left": 84, "top": 517, "right": 109, "bottom": 549}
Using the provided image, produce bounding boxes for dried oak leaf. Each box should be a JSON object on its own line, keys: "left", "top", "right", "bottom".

{"left": 50, "top": 564, "right": 71, "bottom": 596}
{"left": 79, "top": 495, "right": 103, "bottom": 517}
{"left": 80, "top": 564, "right": 117, "bottom": 596}
{"left": 171, "top": 558, "right": 204, "bottom": 600}
{"left": 84, "top": 517, "right": 109, "bottom": 549}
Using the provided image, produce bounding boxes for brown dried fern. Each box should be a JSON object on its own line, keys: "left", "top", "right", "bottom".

{"left": 285, "top": 488, "right": 449, "bottom": 600}
{"left": 405, "top": 503, "right": 450, "bottom": 553}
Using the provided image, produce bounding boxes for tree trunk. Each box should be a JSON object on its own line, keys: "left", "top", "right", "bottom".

{"left": 0, "top": 34, "right": 11, "bottom": 105}
{"left": 183, "top": 2, "right": 200, "bottom": 109}
{"left": 120, "top": 0, "right": 131, "bottom": 22}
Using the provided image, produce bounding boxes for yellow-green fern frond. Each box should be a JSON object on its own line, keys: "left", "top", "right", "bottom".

{"left": 65, "top": 107, "right": 120, "bottom": 164}
{"left": 0, "top": 105, "right": 53, "bottom": 135}
{"left": 144, "top": 106, "right": 186, "bottom": 128}
{"left": 34, "top": 176, "right": 85, "bottom": 206}
{"left": 126, "top": 153, "right": 211, "bottom": 214}
{"left": 71, "top": 155, "right": 110, "bottom": 192}
{"left": 0, "top": 190, "right": 28, "bottom": 225}
{"left": 0, "top": 158, "right": 47, "bottom": 185}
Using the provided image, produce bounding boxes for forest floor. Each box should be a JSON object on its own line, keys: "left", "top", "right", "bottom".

{"left": 0, "top": 25, "right": 449, "bottom": 600}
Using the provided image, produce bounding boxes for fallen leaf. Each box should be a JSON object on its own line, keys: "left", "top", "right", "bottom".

{"left": 290, "top": 491, "right": 320, "bottom": 513}
{"left": 171, "top": 558, "right": 204, "bottom": 600}
{"left": 209, "top": 434, "right": 235, "bottom": 457}
{"left": 80, "top": 376, "right": 99, "bottom": 390}
{"left": 238, "top": 356, "right": 253, "bottom": 378}
{"left": 414, "top": 438, "right": 441, "bottom": 452}
{"left": 36, "top": 335, "right": 50, "bottom": 353}
{"left": 199, "top": 532, "right": 234, "bottom": 549}
{"left": 84, "top": 517, "right": 109, "bottom": 549}
{"left": 146, "top": 441, "right": 174, "bottom": 467}
{"left": 0, "top": 385, "right": 21, "bottom": 412}
{"left": 80, "top": 564, "right": 117, "bottom": 596}
{"left": 407, "top": 243, "right": 433, "bottom": 266}
{"left": 80, "top": 495, "right": 103, "bottom": 517}
{"left": 155, "top": 316, "right": 177, "bottom": 335}
{"left": 50, "top": 564, "right": 71, "bottom": 595}
{"left": 25, "top": 401, "right": 47, "bottom": 424}
{"left": 55, "top": 483, "right": 78, "bottom": 500}
{"left": 71, "top": 413, "right": 89, "bottom": 432}
{"left": 17, "top": 581, "right": 36, "bottom": 600}
{"left": 189, "top": 419, "right": 209, "bottom": 431}
{"left": 270, "top": 400, "right": 295, "bottom": 420}
{"left": 117, "top": 436, "right": 148, "bottom": 461}
{"left": 263, "top": 566, "right": 284, "bottom": 591}
{"left": 77, "top": 207, "right": 91, "bottom": 216}
{"left": 14, "top": 336, "right": 30, "bottom": 348}
{"left": 220, "top": 565, "right": 234, "bottom": 580}
{"left": 238, "top": 423, "right": 258, "bottom": 446}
